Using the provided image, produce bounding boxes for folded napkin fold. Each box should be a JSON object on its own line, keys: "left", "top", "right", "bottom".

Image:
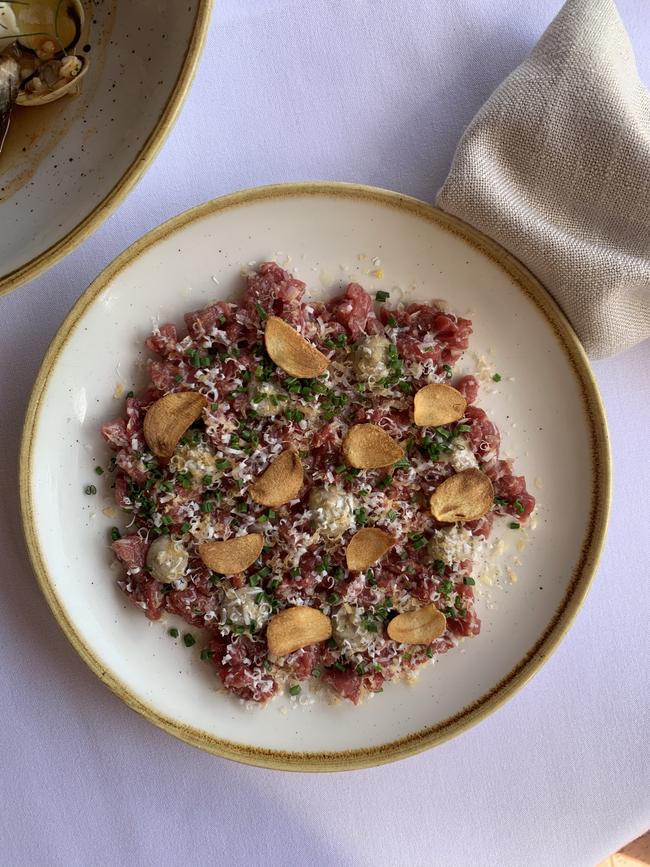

{"left": 437, "top": 0, "right": 650, "bottom": 359}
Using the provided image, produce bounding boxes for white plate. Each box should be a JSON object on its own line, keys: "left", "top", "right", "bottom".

{"left": 20, "top": 183, "right": 610, "bottom": 770}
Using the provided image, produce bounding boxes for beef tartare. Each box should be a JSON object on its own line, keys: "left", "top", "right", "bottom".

{"left": 101, "top": 262, "right": 535, "bottom": 705}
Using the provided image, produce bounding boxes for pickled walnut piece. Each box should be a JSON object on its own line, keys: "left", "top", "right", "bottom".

{"left": 413, "top": 383, "right": 467, "bottom": 427}
{"left": 249, "top": 448, "right": 304, "bottom": 507}
{"left": 143, "top": 391, "right": 207, "bottom": 459}
{"left": 264, "top": 316, "right": 329, "bottom": 378}
{"left": 266, "top": 606, "right": 332, "bottom": 657}
{"left": 429, "top": 468, "right": 494, "bottom": 523}
{"left": 346, "top": 528, "right": 395, "bottom": 571}
{"left": 387, "top": 605, "right": 447, "bottom": 645}
{"left": 342, "top": 423, "right": 404, "bottom": 469}
{"left": 198, "top": 534, "right": 264, "bottom": 575}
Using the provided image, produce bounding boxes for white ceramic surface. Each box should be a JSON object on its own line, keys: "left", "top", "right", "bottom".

{"left": 22, "top": 185, "right": 609, "bottom": 768}
{"left": 0, "top": 0, "right": 210, "bottom": 293}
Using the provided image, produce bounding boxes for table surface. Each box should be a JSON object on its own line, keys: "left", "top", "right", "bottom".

{"left": 1, "top": 2, "right": 648, "bottom": 865}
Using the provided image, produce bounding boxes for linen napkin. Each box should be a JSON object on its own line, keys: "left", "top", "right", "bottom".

{"left": 437, "top": 0, "right": 650, "bottom": 359}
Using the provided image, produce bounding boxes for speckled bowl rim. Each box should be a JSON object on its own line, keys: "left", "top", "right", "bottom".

{"left": 20, "top": 182, "right": 611, "bottom": 772}
{"left": 0, "top": 0, "right": 213, "bottom": 296}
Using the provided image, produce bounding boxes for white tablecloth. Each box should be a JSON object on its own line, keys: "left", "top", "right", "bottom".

{"left": 1, "top": 2, "right": 648, "bottom": 865}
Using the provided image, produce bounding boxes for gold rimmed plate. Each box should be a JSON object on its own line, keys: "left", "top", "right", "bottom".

{"left": 0, "top": 0, "right": 213, "bottom": 295}
{"left": 20, "top": 183, "right": 610, "bottom": 770}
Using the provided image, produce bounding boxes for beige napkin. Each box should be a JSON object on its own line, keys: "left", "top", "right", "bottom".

{"left": 437, "top": 0, "right": 650, "bottom": 359}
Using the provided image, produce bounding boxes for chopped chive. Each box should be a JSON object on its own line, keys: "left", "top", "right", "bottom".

{"left": 463, "top": 576, "right": 476, "bottom": 585}
{"left": 354, "top": 507, "right": 367, "bottom": 526}
{"left": 387, "top": 315, "right": 397, "bottom": 328}
{"left": 387, "top": 509, "right": 397, "bottom": 521}
{"left": 180, "top": 522, "right": 191, "bottom": 533}
{"left": 443, "top": 364, "right": 453, "bottom": 378}
{"left": 200, "top": 648, "right": 213, "bottom": 661}
{"left": 183, "top": 633, "right": 196, "bottom": 647}
{"left": 168, "top": 627, "right": 179, "bottom": 638}
{"left": 456, "top": 424, "right": 472, "bottom": 433}
{"left": 375, "top": 290, "right": 390, "bottom": 302}
{"left": 492, "top": 373, "right": 502, "bottom": 382}
{"left": 509, "top": 522, "right": 521, "bottom": 529}
{"left": 289, "top": 684, "right": 302, "bottom": 696}
{"left": 514, "top": 499, "right": 524, "bottom": 514}
{"left": 110, "top": 527, "right": 121, "bottom": 542}
{"left": 327, "top": 592, "right": 340, "bottom": 605}
{"left": 94, "top": 466, "right": 104, "bottom": 476}
{"left": 426, "top": 647, "right": 434, "bottom": 658}
{"left": 333, "top": 662, "right": 346, "bottom": 672}
{"left": 412, "top": 536, "right": 428, "bottom": 550}
{"left": 255, "top": 303, "right": 267, "bottom": 320}
{"left": 439, "top": 579, "right": 453, "bottom": 594}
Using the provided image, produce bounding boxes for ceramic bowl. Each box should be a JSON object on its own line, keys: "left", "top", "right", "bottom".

{"left": 20, "top": 183, "right": 610, "bottom": 770}
{"left": 0, "top": 0, "right": 212, "bottom": 294}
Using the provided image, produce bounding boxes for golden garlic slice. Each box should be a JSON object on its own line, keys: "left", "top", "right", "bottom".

{"left": 143, "top": 391, "right": 207, "bottom": 459}
{"left": 198, "top": 533, "right": 264, "bottom": 575}
{"left": 264, "top": 316, "right": 329, "bottom": 378}
{"left": 429, "top": 468, "right": 494, "bottom": 523}
{"left": 266, "top": 606, "right": 332, "bottom": 656}
{"left": 249, "top": 448, "right": 304, "bottom": 507}
{"left": 413, "top": 383, "right": 467, "bottom": 427}
{"left": 342, "top": 423, "right": 404, "bottom": 469}
{"left": 387, "top": 605, "right": 447, "bottom": 645}
{"left": 346, "top": 527, "right": 395, "bottom": 571}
